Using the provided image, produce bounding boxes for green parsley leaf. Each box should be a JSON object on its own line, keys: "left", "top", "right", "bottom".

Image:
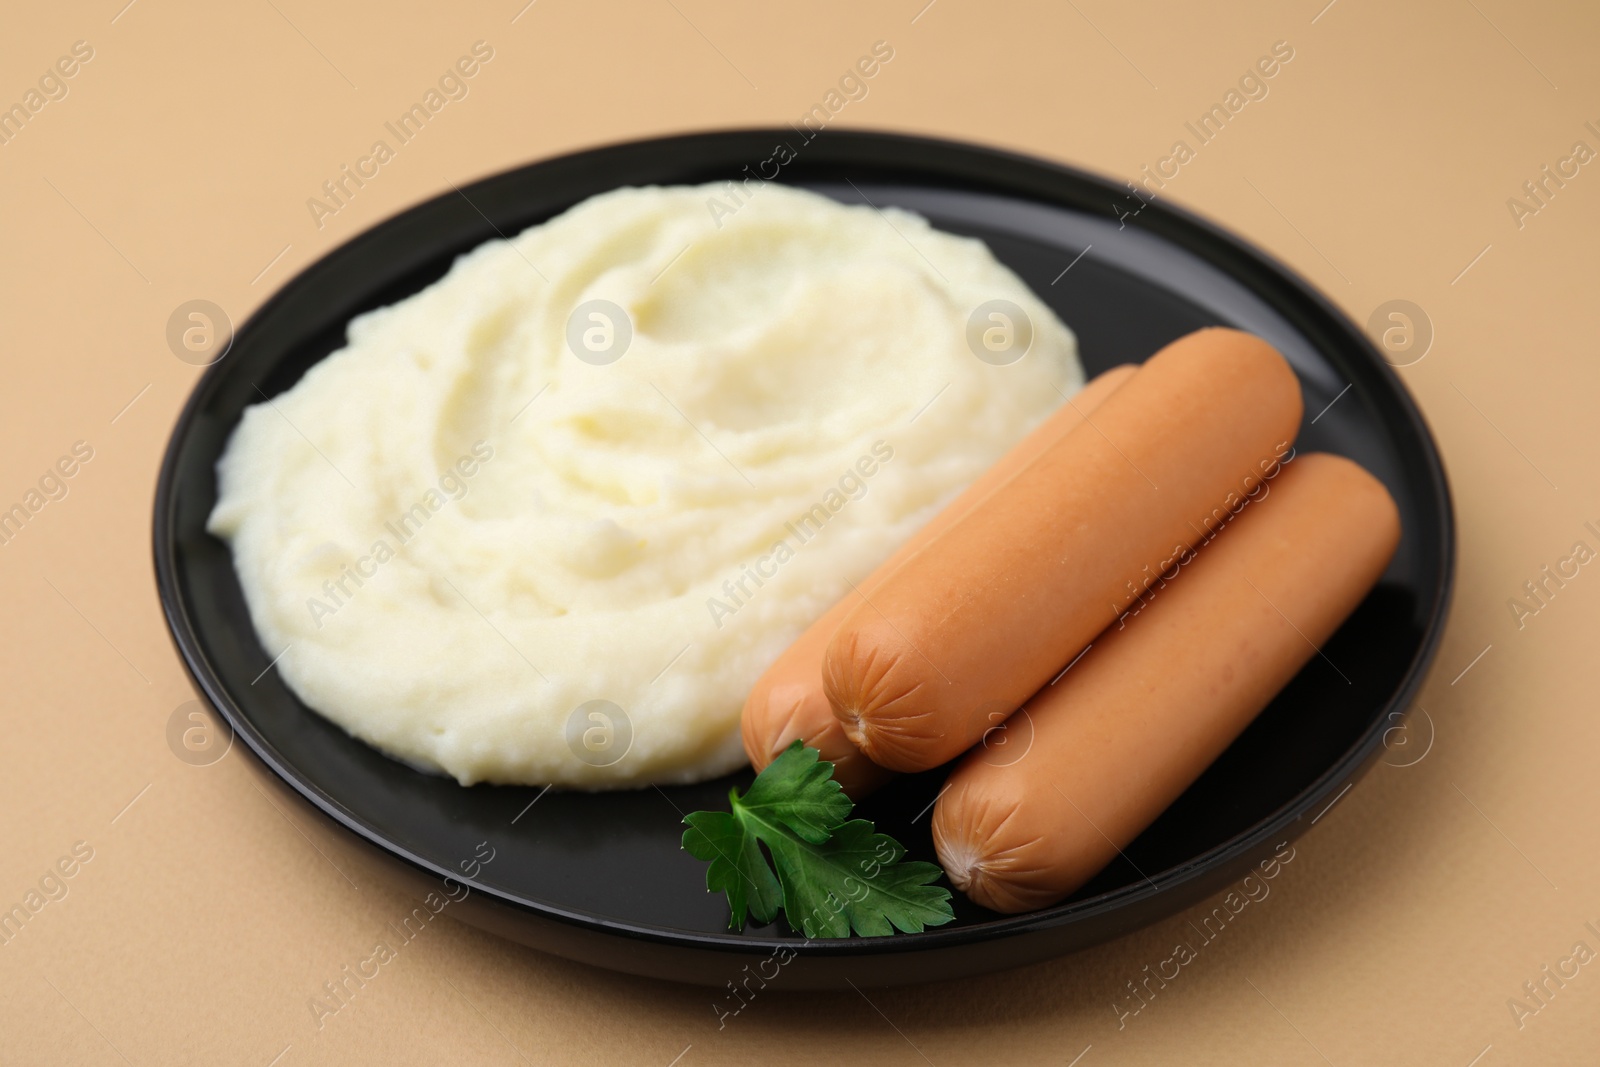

{"left": 681, "top": 741, "right": 955, "bottom": 938}
{"left": 764, "top": 818, "right": 953, "bottom": 938}
{"left": 730, "top": 735, "right": 853, "bottom": 844}
{"left": 681, "top": 805, "right": 784, "bottom": 928}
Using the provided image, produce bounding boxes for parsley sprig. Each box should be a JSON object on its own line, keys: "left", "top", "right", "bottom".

{"left": 682, "top": 741, "right": 955, "bottom": 938}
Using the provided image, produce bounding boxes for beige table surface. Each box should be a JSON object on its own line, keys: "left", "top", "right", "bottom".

{"left": 3, "top": 0, "right": 1598, "bottom": 1062}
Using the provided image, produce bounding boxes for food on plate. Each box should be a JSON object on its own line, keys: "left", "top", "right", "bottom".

{"left": 741, "top": 364, "right": 1137, "bottom": 796}
{"left": 931, "top": 452, "right": 1400, "bottom": 913}
{"left": 823, "top": 327, "right": 1303, "bottom": 772}
{"left": 682, "top": 740, "right": 953, "bottom": 937}
{"left": 207, "top": 182, "right": 1084, "bottom": 788}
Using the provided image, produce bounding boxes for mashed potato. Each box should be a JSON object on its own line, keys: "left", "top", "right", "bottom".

{"left": 208, "top": 182, "right": 1083, "bottom": 788}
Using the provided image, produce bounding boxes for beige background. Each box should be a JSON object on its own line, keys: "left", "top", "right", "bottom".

{"left": 2, "top": 0, "right": 1597, "bottom": 1062}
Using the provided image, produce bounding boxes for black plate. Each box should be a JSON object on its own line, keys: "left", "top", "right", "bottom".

{"left": 154, "top": 130, "right": 1453, "bottom": 989}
